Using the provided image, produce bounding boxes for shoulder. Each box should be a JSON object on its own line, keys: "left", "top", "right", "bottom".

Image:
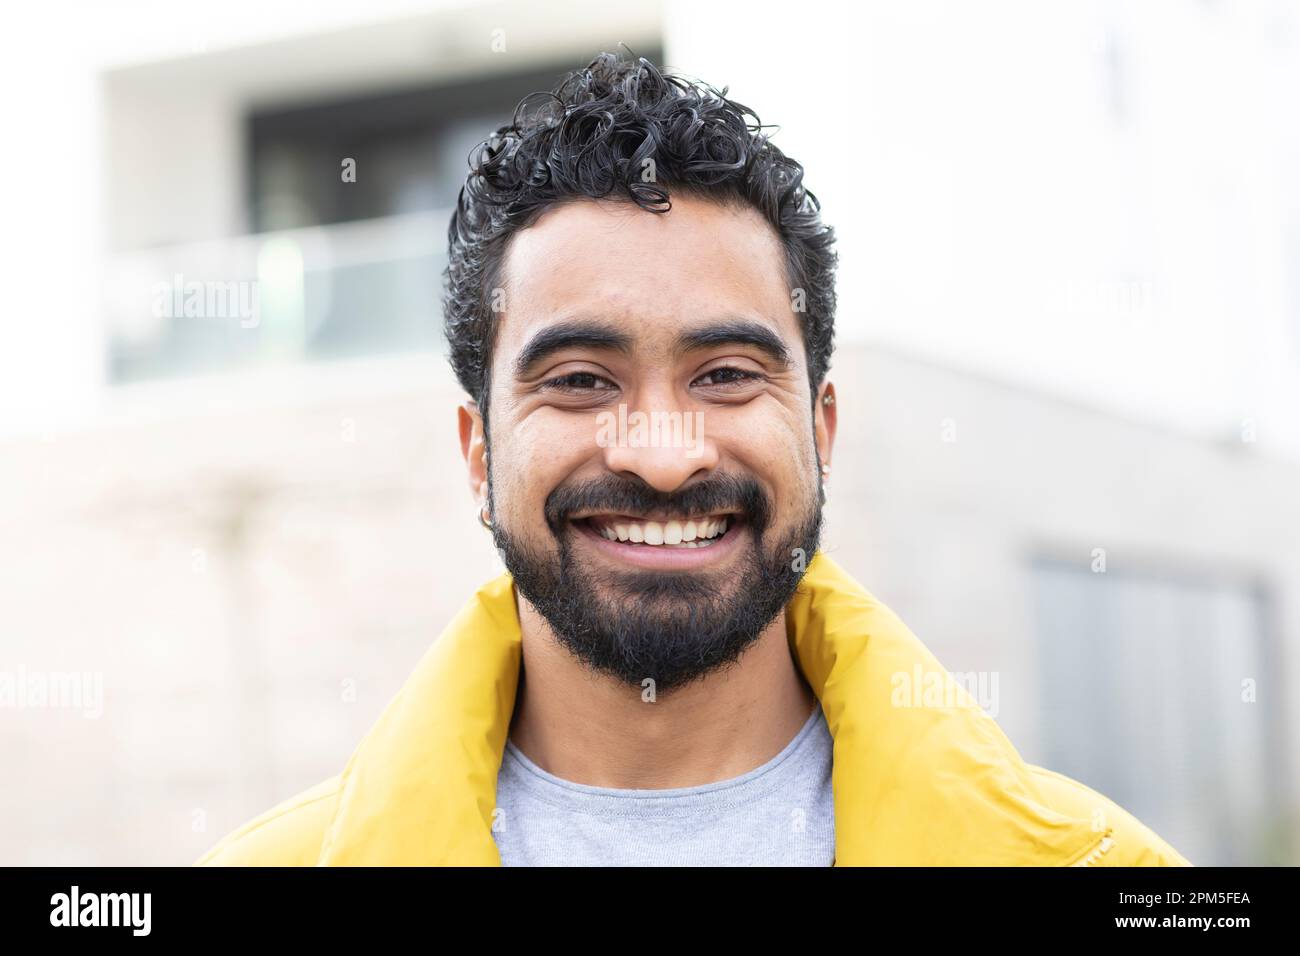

{"left": 194, "top": 775, "right": 343, "bottom": 866}
{"left": 1025, "top": 764, "right": 1193, "bottom": 866}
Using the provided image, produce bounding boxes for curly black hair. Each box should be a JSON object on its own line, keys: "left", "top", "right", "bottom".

{"left": 443, "top": 51, "right": 838, "bottom": 425}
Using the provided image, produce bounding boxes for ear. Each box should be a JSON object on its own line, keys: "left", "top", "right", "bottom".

{"left": 814, "top": 380, "right": 837, "bottom": 475}
{"left": 458, "top": 400, "right": 489, "bottom": 510}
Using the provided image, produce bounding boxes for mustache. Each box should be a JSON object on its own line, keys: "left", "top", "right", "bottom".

{"left": 544, "top": 473, "right": 772, "bottom": 536}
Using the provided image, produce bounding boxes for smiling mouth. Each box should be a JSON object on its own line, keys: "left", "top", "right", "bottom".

{"left": 571, "top": 512, "right": 742, "bottom": 549}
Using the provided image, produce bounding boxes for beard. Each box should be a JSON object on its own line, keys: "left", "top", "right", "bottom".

{"left": 489, "top": 470, "right": 824, "bottom": 696}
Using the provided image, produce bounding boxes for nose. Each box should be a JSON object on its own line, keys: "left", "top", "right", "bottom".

{"left": 598, "top": 400, "right": 721, "bottom": 493}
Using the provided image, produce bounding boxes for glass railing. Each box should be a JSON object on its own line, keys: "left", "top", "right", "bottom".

{"left": 103, "top": 210, "right": 450, "bottom": 384}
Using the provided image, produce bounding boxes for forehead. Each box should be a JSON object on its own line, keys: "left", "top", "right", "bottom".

{"left": 494, "top": 194, "right": 798, "bottom": 362}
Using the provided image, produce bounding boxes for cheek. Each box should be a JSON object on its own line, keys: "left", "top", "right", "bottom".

{"left": 494, "top": 415, "right": 595, "bottom": 522}
{"left": 725, "top": 407, "right": 818, "bottom": 505}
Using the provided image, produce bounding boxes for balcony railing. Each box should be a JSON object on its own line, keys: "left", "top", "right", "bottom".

{"left": 104, "top": 209, "right": 450, "bottom": 384}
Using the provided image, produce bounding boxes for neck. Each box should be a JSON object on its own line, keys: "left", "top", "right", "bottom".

{"left": 508, "top": 590, "right": 817, "bottom": 789}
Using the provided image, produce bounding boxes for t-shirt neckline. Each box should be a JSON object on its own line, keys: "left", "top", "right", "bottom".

{"left": 500, "top": 701, "right": 826, "bottom": 812}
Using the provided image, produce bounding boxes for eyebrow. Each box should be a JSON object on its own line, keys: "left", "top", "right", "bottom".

{"left": 513, "top": 320, "right": 635, "bottom": 379}
{"left": 511, "top": 316, "right": 793, "bottom": 380}
{"left": 674, "top": 319, "right": 792, "bottom": 369}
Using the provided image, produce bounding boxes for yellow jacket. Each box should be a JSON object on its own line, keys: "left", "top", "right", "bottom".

{"left": 196, "top": 552, "right": 1191, "bottom": 866}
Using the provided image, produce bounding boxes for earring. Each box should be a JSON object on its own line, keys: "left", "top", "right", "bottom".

{"left": 478, "top": 504, "right": 494, "bottom": 530}
{"left": 822, "top": 393, "right": 835, "bottom": 407}
{"left": 820, "top": 462, "right": 831, "bottom": 476}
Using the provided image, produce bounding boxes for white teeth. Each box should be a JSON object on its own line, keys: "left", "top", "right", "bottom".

{"left": 588, "top": 515, "right": 734, "bottom": 547}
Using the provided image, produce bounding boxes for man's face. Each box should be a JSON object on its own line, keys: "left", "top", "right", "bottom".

{"left": 461, "top": 194, "right": 836, "bottom": 695}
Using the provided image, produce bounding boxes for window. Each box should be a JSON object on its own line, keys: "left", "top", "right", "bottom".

{"left": 1028, "top": 556, "right": 1283, "bottom": 865}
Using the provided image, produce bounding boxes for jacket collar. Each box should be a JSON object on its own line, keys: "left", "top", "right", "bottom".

{"left": 317, "top": 552, "right": 1102, "bottom": 865}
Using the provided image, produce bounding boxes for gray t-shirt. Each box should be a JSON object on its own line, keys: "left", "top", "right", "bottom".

{"left": 491, "top": 703, "right": 836, "bottom": 866}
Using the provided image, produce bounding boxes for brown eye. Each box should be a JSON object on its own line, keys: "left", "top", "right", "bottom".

{"left": 695, "top": 366, "right": 764, "bottom": 387}
{"left": 542, "top": 371, "right": 616, "bottom": 392}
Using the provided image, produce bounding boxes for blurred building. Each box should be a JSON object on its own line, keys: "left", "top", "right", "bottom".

{"left": 1, "top": 0, "right": 1297, "bottom": 864}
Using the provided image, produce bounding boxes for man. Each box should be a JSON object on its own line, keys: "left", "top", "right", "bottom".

{"left": 197, "top": 53, "right": 1189, "bottom": 866}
